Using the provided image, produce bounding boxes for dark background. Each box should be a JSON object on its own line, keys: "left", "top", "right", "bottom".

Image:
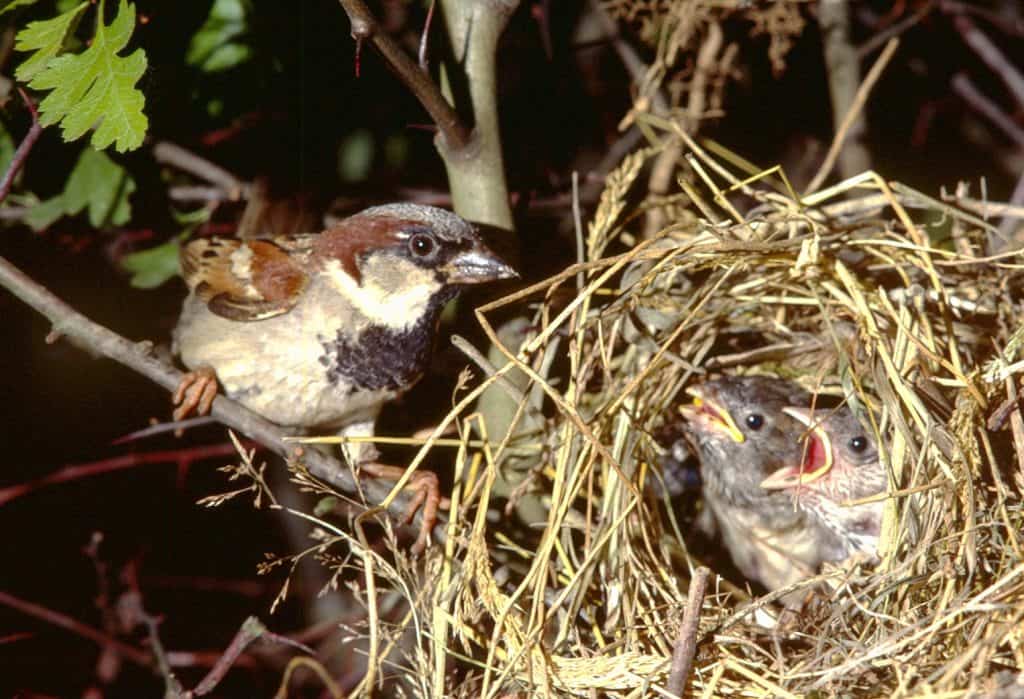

{"left": 2, "top": 1, "right": 1021, "bottom": 695}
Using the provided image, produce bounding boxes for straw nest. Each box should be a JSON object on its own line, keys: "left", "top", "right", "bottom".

{"left": 323, "top": 134, "right": 1024, "bottom": 698}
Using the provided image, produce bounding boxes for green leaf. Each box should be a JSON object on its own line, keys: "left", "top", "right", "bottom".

{"left": 63, "top": 147, "right": 136, "bottom": 226}
{"left": 313, "top": 497, "right": 339, "bottom": 518}
{"left": 121, "top": 234, "right": 186, "bottom": 289}
{"left": 187, "top": 0, "right": 251, "bottom": 73}
{"left": 13, "top": 1, "right": 87, "bottom": 81}
{"left": 0, "top": 0, "right": 42, "bottom": 16}
{"left": 0, "top": 120, "right": 16, "bottom": 179}
{"left": 24, "top": 194, "right": 67, "bottom": 230}
{"left": 24, "top": 147, "right": 135, "bottom": 230}
{"left": 28, "top": 0, "right": 148, "bottom": 152}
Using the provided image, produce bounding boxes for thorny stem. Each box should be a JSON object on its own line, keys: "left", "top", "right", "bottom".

{"left": 336, "top": 0, "right": 470, "bottom": 151}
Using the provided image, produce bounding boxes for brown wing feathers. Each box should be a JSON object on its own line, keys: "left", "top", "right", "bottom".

{"left": 180, "top": 237, "right": 309, "bottom": 321}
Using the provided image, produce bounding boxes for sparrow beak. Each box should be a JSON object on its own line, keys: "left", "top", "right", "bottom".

{"left": 760, "top": 407, "right": 834, "bottom": 490}
{"left": 678, "top": 386, "right": 746, "bottom": 444}
{"left": 442, "top": 242, "right": 518, "bottom": 285}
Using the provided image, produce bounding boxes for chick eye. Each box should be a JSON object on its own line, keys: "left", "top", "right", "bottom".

{"left": 409, "top": 233, "right": 436, "bottom": 257}
{"left": 745, "top": 413, "right": 764, "bottom": 430}
{"left": 849, "top": 435, "right": 869, "bottom": 452}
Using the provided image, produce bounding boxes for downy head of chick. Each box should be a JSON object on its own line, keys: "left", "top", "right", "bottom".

{"left": 677, "top": 375, "right": 844, "bottom": 592}
{"left": 761, "top": 406, "right": 886, "bottom": 561}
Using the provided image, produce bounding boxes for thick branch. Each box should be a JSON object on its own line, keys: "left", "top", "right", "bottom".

{"left": 337, "top": 0, "right": 470, "bottom": 151}
{"left": 0, "top": 257, "right": 440, "bottom": 547}
{"left": 436, "top": 0, "right": 518, "bottom": 231}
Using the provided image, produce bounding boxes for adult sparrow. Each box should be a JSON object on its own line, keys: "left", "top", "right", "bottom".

{"left": 172, "top": 203, "right": 517, "bottom": 551}
{"left": 760, "top": 406, "right": 886, "bottom": 561}
{"left": 678, "top": 376, "right": 844, "bottom": 594}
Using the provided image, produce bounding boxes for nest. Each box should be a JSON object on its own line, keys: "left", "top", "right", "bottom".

{"left": 331, "top": 138, "right": 1024, "bottom": 697}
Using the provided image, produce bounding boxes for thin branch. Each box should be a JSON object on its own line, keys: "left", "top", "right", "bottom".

{"left": 666, "top": 566, "right": 710, "bottom": 697}
{"left": 0, "top": 443, "right": 241, "bottom": 507}
{"left": 193, "top": 617, "right": 314, "bottom": 696}
{"left": 418, "top": 0, "right": 437, "bottom": 72}
{"left": 950, "top": 11, "right": 1024, "bottom": 109}
{"left": 336, "top": 0, "right": 469, "bottom": 151}
{"left": 951, "top": 72, "right": 1024, "bottom": 147}
{"left": 0, "top": 257, "right": 442, "bottom": 548}
{"left": 0, "top": 589, "right": 152, "bottom": 667}
{"left": 0, "top": 88, "right": 43, "bottom": 203}
{"left": 153, "top": 141, "right": 246, "bottom": 197}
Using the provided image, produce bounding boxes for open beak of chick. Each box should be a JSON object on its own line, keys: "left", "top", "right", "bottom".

{"left": 759, "top": 407, "right": 834, "bottom": 490}
{"left": 678, "top": 386, "right": 747, "bottom": 444}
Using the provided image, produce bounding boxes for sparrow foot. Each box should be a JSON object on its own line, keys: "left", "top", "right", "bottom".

{"left": 358, "top": 462, "right": 445, "bottom": 554}
{"left": 173, "top": 366, "right": 219, "bottom": 422}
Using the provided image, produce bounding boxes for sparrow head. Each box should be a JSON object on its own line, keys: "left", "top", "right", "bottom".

{"left": 760, "top": 406, "right": 884, "bottom": 503}
{"left": 677, "top": 375, "right": 810, "bottom": 506}
{"left": 311, "top": 203, "right": 517, "bottom": 329}
{"left": 318, "top": 203, "right": 515, "bottom": 285}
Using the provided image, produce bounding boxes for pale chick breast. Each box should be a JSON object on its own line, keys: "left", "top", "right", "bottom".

{"left": 173, "top": 278, "right": 398, "bottom": 431}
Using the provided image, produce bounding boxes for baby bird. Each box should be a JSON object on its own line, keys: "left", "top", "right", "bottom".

{"left": 678, "top": 376, "right": 843, "bottom": 593}
{"left": 172, "top": 203, "right": 516, "bottom": 551}
{"left": 760, "top": 406, "right": 886, "bottom": 561}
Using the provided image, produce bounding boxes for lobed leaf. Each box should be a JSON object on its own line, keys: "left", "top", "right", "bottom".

{"left": 25, "top": 147, "right": 135, "bottom": 230}
{"left": 13, "top": 1, "right": 87, "bottom": 81}
{"left": 27, "top": 0, "right": 148, "bottom": 152}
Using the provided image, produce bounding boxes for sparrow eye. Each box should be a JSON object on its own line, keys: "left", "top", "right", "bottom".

{"left": 409, "top": 233, "right": 437, "bottom": 258}
{"left": 848, "top": 435, "right": 869, "bottom": 453}
{"left": 745, "top": 413, "right": 764, "bottom": 430}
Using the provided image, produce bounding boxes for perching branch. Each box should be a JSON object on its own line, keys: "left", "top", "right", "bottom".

{"left": 0, "top": 257, "right": 442, "bottom": 549}
{"left": 336, "top": 0, "right": 470, "bottom": 151}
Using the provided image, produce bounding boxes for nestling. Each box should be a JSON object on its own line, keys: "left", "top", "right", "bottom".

{"left": 677, "top": 376, "right": 845, "bottom": 595}
{"left": 760, "top": 406, "right": 886, "bottom": 562}
{"left": 172, "top": 203, "right": 517, "bottom": 551}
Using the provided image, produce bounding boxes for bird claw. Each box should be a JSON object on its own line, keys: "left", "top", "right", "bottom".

{"left": 358, "top": 463, "right": 444, "bottom": 555}
{"left": 172, "top": 366, "right": 219, "bottom": 422}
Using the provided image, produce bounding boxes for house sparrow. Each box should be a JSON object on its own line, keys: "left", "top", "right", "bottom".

{"left": 677, "top": 376, "right": 844, "bottom": 594}
{"left": 172, "top": 203, "right": 517, "bottom": 551}
{"left": 760, "top": 406, "right": 886, "bottom": 561}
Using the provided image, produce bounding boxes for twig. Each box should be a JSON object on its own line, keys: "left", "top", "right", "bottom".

{"left": 951, "top": 72, "right": 1024, "bottom": 147}
{"left": 0, "top": 443, "right": 241, "bottom": 506}
{"left": 0, "top": 257, "right": 441, "bottom": 547}
{"left": 666, "top": 566, "right": 710, "bottom": 696}
{"left": 418, "top": 0, "right": 437, "bottom": 72}
{"left": 153, "top": 141, "right": 246, "bottom": 197}
{"left": 950, "top": 11, "right": 1024, "bottom": 109}
{"left": 336, "top": 0, "right": 469, "bottom": 151}
{"left": 136, "top": 607, "right": 186, "bottom": 698}
{"left": 168, "top": 185, "right": 241, "bottom": 203}
{"left": 0, "top": 88, "right": 42, "bottom": 203}
{"left": 857, "top": 1, "right": 935, "bottom": 58}
{"left": 0, "top": 589, "right": 152, "bottom": 667}
{"left": 193, "top": 617, "right": 314, "bottom": 696}
{"left": 805, "top": 38, "right": 899, "bottom": 195}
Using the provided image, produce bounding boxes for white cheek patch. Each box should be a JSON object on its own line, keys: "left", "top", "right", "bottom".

{"left": 322, "top": 258, "right": 440, "bottom": 331}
